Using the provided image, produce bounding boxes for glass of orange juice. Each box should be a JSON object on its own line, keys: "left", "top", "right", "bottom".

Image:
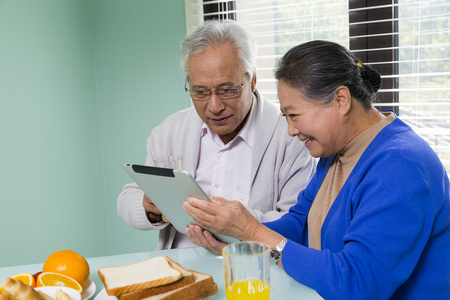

{"left": 223, "top": 241, "right": 270, "bottom": 300}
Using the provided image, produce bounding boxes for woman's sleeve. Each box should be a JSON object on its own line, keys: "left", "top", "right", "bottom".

{"left": 279, "top": 158, "right": 437, "bottom": 300}
{"left": 264, "top": 157, "right": 329, "bottom": 242}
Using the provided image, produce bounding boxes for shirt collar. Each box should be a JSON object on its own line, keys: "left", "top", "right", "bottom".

{"left": 200, "top": 94, "right": 256, "bottom": 148}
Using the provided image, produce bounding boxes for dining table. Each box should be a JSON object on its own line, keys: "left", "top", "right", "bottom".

{"left": 0, "top": 246, "right": 323, "bottom": 299}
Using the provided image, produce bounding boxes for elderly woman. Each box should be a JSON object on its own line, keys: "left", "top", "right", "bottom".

{"left": 183, "top": 40, "right": 450, "bottom": 299}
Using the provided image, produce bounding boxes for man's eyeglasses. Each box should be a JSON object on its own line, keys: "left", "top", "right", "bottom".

{"left": 184, "top": 79, "right": 246, "bottom": 101}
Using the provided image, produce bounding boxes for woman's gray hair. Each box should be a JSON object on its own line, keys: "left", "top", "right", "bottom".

{"left": 180, "top": 20, "right": 257, "bottom": 79}
{"left": 275, "top": 40, "right": 382, "bottom": 111}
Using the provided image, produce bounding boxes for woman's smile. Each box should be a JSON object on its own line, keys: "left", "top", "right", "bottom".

{"left": 302, "top": 137, "right": 315, "bottom": 147}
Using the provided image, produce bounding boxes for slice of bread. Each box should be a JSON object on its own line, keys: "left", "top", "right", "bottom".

{"left": 118, "top": 257, "right": 195, "bottom": 300}
{"left": 98, "top": 256, "right": 182, "bottom": 296}
{"left": 141, "top": 270, "right": 218, "bottom": 300}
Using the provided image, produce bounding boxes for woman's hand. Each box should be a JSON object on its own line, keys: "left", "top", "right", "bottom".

{"left": 183, "top": 196, "right": 260, "bottom": 241}
{"left": 184, "top": 195, "right": 286, "bottom": 258}
{"left": 185, "top": 224, "right": 228, "bottom": 255}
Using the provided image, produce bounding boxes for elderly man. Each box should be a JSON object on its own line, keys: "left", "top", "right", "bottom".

{"left": 117, "top": 20, "right": 316, "bottom": 250}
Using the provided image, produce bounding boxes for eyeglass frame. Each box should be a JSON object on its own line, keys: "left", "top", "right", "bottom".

{"left": 184, "top": 77, "right": 247, "bottom": 101}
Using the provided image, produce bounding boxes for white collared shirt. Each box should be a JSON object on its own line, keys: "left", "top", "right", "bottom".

{"left": 172, "top": 96, "right": 256, "bottom": 248}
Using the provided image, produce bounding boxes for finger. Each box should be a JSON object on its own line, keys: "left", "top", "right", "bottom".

{"left": 142, "top": 198, "right": 162, "bottom": 214}
{"left": 186, "top": 224, "right": 214, "bottom": 252}
{"left": 185, "top": 225, "right": 202, "bottom": 246}
{"left": 142, "top": 199, "right": 153, "bottom": 211}
{"left": 187, "top": 196, "right": 225, "bottom": 219}
{"left": 191, "top": 225, "right": 222, "bottom": 255}
{"left": 210, "top": 196, "right": 228, "bottom": 206}
{"left": 183, "top": 200, "right": 214, "bottom": 227}
{"left": 143, "top": 194, "right": 152, "bottom": 203}
{"left": 184, "top": 199, "right": 237, "bottom": 234}
{"left": 187, "top": 225, "right": 210, "bottom": 246}
{"left": 152, "top": 206, "right": 162, "bottom": 215}
{"left": 202, "top": 230, "right": 228, "bottom": 255}
{"left": 186, "top": 224, "right": 228, "bottom": 255}
{"left": 187, "top": 196, "right": 217, "bottom": 211}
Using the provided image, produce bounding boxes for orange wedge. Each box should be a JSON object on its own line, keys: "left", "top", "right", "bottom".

{"left": 36, "top": 272, "right": 83, "bottom": 293}
{"left": 43, "top": 250, "right": 90, "bottom": 287}
{"left": 11, "top": 273, "right": 36, "bottom": 287}
{"left": 0, "top": 272, "right": 35, "bottom": 293}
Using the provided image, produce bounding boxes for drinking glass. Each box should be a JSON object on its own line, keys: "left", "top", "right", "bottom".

{"left": 223, "top": 241, "right": 271, "bottom": 299}
{"left": 154, "top": 155, "right": 183, "bottom": 170}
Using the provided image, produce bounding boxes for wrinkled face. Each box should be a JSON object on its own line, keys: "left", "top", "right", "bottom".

{"left": 278, "top": 80, "right": 344, "bottom": 158}
{"left": 187, "top": 44, "right": 256, "bottom": 144}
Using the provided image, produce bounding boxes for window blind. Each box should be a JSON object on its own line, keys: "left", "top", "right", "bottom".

{"left": 349, "top": 0, "right": 450, "bottom": 173}
{"left": 191, "top": 0, "right": 350, "bottom": 101}
{"left": 184, "top": 0, "right": 450, "bottom": 173}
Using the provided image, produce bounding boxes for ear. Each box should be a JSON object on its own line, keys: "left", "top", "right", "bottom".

{"left": 251, "top": 73, "right": 257, "bottom": 92}
{"left": 335, "top": 86, "right": 352, "bottom": 115}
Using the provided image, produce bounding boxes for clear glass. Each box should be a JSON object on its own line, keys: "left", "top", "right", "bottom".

{"left": 223, "top": 241, "right": 271, "bottom": 300}
{"left": 154, "top": 155, "right": 184, "bottom": 170}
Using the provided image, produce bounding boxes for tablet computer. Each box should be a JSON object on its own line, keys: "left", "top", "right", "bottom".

{"left": 123, "top": 164, "right": 239, "bottom": 244}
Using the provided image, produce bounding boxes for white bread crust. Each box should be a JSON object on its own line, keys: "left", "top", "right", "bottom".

{"left": 98, "top": 257, "right": 182, "bottom": 296}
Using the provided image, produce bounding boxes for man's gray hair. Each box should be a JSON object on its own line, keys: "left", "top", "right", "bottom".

{"left": 180, "top": 19, "right": 257, "bottom": 79}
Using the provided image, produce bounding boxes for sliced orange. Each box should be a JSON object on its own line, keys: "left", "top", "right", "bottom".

{"left": 0, "top": 272, "right": 35, "bottom": 293}
{"left": 11, "top": 273, "right": 35, "bottom": 287}
{"left": 43, "top": 250, "right": 90, "bottom": 287}
{"left": 36, "top": 272, "right": 83, "bottom": 293}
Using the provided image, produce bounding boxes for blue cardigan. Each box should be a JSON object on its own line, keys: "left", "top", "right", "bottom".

{"left": 265, "top": 116, "right": 450, "bottom": 299}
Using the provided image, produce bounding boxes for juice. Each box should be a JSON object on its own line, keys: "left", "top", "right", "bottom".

{"left": 225, "top": 279, "right": 270, "bottom": 300}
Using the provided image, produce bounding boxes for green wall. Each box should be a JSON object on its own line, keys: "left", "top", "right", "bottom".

{"left": 92, "top": 0, "right": 189, "bottom": 256}
{"left": 0, "top": 0, "right": 189, "bottom": 267}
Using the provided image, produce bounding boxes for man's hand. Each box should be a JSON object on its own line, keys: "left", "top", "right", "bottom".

{"left": 185, "top": 224, "right": 228, "bottom": 255}
{"left": 142, "top": 194, "right": 162, "bottom": 215}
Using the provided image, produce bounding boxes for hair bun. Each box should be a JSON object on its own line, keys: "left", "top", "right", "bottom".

{"left": 360, "top": 64, "right": 382, "bottom": 93}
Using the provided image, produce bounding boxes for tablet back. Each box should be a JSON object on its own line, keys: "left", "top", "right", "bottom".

{"left": 123, "top": 164, "right": 238, "bottom": 244}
